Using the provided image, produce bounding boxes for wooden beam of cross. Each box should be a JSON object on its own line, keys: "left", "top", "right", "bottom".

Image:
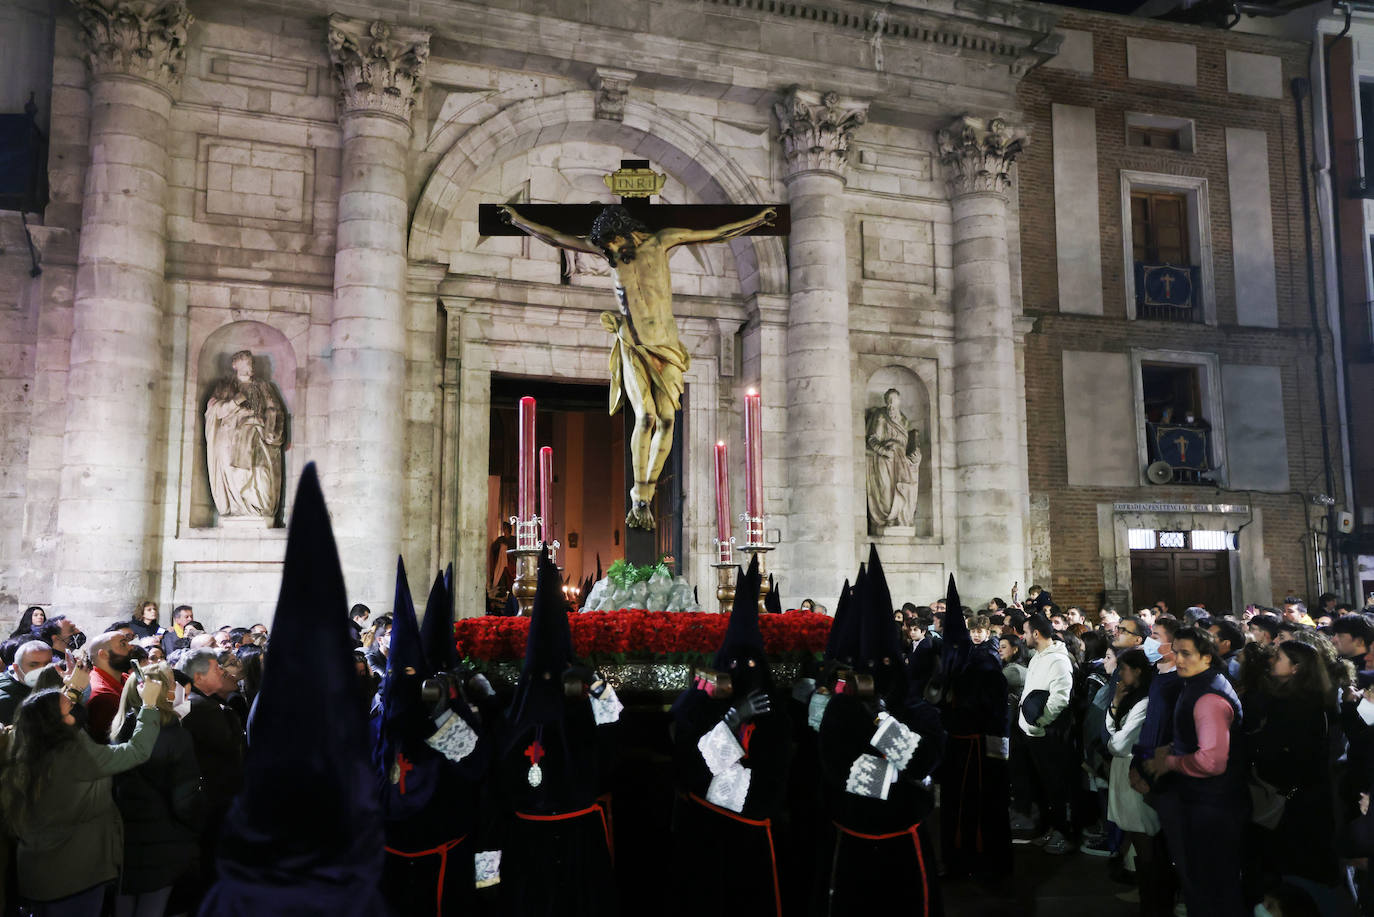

{"left": 477, "top": 160, "right": 790, "bottom": 236}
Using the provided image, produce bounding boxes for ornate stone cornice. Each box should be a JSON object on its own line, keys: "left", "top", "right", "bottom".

{"left": 70, "top": 0, "right": 193, "bottom": 90}
{"left": 937, "top": 114, "right": 1028, "bottom": 198}
{"left": 773, "top": 87, "right": 869, "bottom": 178}
{"left": 327, "top": 15, "right": 431, "bottom": 123}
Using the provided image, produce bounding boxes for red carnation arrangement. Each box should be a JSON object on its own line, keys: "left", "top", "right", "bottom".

{"left": 454, "top": 609, "right": 831, "bottom": 664}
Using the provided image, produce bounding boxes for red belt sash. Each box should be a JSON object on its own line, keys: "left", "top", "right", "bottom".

{"left": 384, "top": 834, "right": 467, "bottom": 917}
{"left": 833, "top": 820, "right": 930, "bottom": 917}
{"left": 688, "top": 793, "right": 782, "bottom": 917}
{"left": 516, "top": 802, "right": 613, "bottom": 862}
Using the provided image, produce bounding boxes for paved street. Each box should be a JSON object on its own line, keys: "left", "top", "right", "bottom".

{"left": 943, "top": 846, "right": 1138, "bottom": 916}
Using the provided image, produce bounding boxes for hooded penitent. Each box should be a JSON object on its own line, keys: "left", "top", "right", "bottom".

{"left": 376, "top": 557, "right": 439, "bottom": 812}
{"left": 503, "top": 547, "right": 579, "bottom": 757}
{"left": 199, "top": 463, "right": 387, "bottom": 917}
{"left": 497, "top": 549, "right": 617, "bottom": 914}
{"left": 859, "top": 545, "right": 908, "bottom": 705}
{"left": 826, "top": 564, "right": 866, "bottom": 667}
{"left": 419, "top": 567, "right": 459, "bottom": 675}
{"left": 714, "top": 556, "right": 770, "bottom": 696}
{"left": 940, "top": 573, "right": 971, "bottom": 675}
{"left": 765, "top": 573, "right": 782, "bottom": 615}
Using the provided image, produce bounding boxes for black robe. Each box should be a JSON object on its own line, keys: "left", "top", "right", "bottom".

{"left": 495, "top": 696, "right": 618, "bottom": 917}
{"left": 818, "top": 692, "right": 945, "bottom": 915}
{"left": 670, "top": 688, "right": 793, "bottom": 917}
{"left": 936, "top": 642, "right": 1011, "bottom": 877}
{"left": 375, "top": 695, "right": 500, "bottom": 917}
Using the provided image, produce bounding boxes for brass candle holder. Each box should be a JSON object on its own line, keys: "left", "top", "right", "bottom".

{"left": 509, "top": 514, "right": 547, "bottom": 616}
{"left": 738, "top": 512, "right": 774, "bottom": 613}
{"left": 711, "top": 536, "right": 737, "bottom": 613}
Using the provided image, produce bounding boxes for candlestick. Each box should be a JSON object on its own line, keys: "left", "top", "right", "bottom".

{"left": 714, "top": 441, "right": 733, "bottom": 563}
{"left": 518, "top": 396, "right": 536, "bottom": 524}
{"left": 743, "top": 389, "right": 764, "bottom": 546}
{"left": 540, "top": 446, "right": 554, "bottom": 548}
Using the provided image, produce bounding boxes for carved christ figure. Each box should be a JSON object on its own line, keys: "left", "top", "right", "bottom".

{"left": 500, "top": 203, "right": 776, "bottom": 529}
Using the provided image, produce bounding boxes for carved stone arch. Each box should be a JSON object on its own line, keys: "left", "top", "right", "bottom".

{"left": 408, "top": 91, "right": 787, "bottom": 299}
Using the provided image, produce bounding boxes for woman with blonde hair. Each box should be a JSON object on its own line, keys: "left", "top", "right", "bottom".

{"left": 109, "top": 662, "right": 206, "bottom": 917}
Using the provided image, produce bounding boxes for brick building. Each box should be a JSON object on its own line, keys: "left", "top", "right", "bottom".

{"left": 1017, "top": 9, "right": 1349, "bottom": 612}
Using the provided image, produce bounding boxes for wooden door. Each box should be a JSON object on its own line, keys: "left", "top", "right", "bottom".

{"left": 1131, "top": 550, "right": 1233, "bottom": 615}
{"left": 1131, "top": 552, "right": 1177, "bottom": 612}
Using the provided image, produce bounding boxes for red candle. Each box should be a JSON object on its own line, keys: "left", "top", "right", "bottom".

{"left": 540, "top": 446, "right": 554, "bottom": 545}
{"left": 714, "top": 441, "right": 731, "bottom": 552}
{"left": 518, "top": 396, "right": 536, "bottom": 522}
{"left": 743, "top": 389, "right": 763, "bottom": 533}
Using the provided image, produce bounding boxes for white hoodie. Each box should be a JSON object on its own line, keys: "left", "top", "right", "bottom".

{"left": 1017, "top": 639, "right": 1074, "bottom": 737}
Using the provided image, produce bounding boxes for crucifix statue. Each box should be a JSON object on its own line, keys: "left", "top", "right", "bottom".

{"left": 480, "top": 162, "right": 788, "bottom": 530}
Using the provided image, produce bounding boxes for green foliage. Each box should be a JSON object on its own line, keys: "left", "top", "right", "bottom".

{"left": 605, "top": 557, "right": 672, "bottom": 588}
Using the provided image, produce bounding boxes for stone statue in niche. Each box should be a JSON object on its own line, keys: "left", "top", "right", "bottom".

{"left": 866, "top": 387, "right": 922, "bottom": 534}
{"left": 206, "top": 350, "right": 286, "bottom": 521}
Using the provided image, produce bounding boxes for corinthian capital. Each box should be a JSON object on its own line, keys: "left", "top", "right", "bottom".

{"left": 773, "top": 87, "right": 869, "bottom": 178}
{"left": 327, "top": 15, "right": 431, "bottom": 123}
{"left": 937, "top": 115, "right": 1028, "bottom": 198}
{"left": 70, "top": 0, "right": 193, "bottom": 90}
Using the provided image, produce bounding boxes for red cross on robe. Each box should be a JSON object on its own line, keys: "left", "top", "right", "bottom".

{"left": 395, "top": 752, "right": 415, "bottom": 795}
{"left": 525, "top": 740, "right": 545, "bottom": 767}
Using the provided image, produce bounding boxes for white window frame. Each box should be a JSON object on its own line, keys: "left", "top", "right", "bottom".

{"left": 1129, "top": 347, "right": 1227, "bottom": 487}
{"left": 1120, "top": 170, "right": 1216, "bottom": 325}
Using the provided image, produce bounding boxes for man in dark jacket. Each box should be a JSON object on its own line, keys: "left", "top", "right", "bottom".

{"left": 0, "top": 640, "right": 53, "bottom": 725}
{"left": 160, "top": 606, "right": 195, "bottom": 659}
{"left": 179, "top": 647, "right": 246, "bottom": 898}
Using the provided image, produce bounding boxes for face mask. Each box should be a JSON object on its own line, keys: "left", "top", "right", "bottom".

{"left": 1143, "top": 637, "right": 1161, "bottom": 659}
{"left": 21, "top": 666, "right": 46, "bottom": 688}
{"left": 68, "top": 702, "right": 88, "bottom": 730}
{"left": 68, "top": 631, "right": 86, "bottom": 650}
{"left": 1253, "top": 905, "right": 1275, "bottom": 917}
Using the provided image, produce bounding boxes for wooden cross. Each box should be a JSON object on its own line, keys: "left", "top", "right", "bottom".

{"left": 478, "top": 160, "right": 790, "bottom": 238}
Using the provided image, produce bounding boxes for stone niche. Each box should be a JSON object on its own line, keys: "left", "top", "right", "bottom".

{"left": 190, "top": 321, "right": 295, "bottom": 529}
{"left": 864, "top": 365, "right": 933, "bottom": 538}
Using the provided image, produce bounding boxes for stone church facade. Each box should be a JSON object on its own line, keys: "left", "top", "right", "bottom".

{"left": 0, "top": 0, "right": 1342, "bottom": 628}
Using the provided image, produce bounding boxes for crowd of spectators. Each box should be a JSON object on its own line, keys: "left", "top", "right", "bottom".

{"left": 6, "top": 583, "right": 1374, "bottom": 915}
{"left": 0, "top": 602, "right": 273, "bottom": 917}
{"left": 896, "top": 587, "right": 1374, "bottom": 916}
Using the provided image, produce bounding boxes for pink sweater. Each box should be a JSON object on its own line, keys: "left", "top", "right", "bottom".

{"left": 1164, "top": 693, "right": 1233, "bottom": 777}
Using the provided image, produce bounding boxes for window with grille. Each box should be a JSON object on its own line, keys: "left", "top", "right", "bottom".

{"left": 1127, "top": 529, "right": 1236, "bottom": 551}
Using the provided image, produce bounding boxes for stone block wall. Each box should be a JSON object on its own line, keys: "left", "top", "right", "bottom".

{"left": 1017, "top": 9, "right": 1340, "bottom": 609}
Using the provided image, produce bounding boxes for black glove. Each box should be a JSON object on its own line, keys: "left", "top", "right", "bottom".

{"left": 723, "top": 690, "right": 771, "bottom": 730}
{"left": 466, "top": 673, "right": 494, "bottom": 700}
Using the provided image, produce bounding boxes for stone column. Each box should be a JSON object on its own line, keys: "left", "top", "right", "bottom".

{"left": 774, "top": 89, "right": 869, "bottom": 604}
{"left": 326, "top": 16, "right": 430, "bottom": 607}
{"left": 938, "top": 115, "right": 1030, "bottom": 602}
{"left": 53, "top": 0, "right": 192, "bottom": 620}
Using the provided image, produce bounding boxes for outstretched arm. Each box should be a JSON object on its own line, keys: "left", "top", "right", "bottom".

{"left": 658, "top": 207, "right": 777, "bottom": 249}
{"left": 499, "top": 205, "right": 601, "bottom": 255}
